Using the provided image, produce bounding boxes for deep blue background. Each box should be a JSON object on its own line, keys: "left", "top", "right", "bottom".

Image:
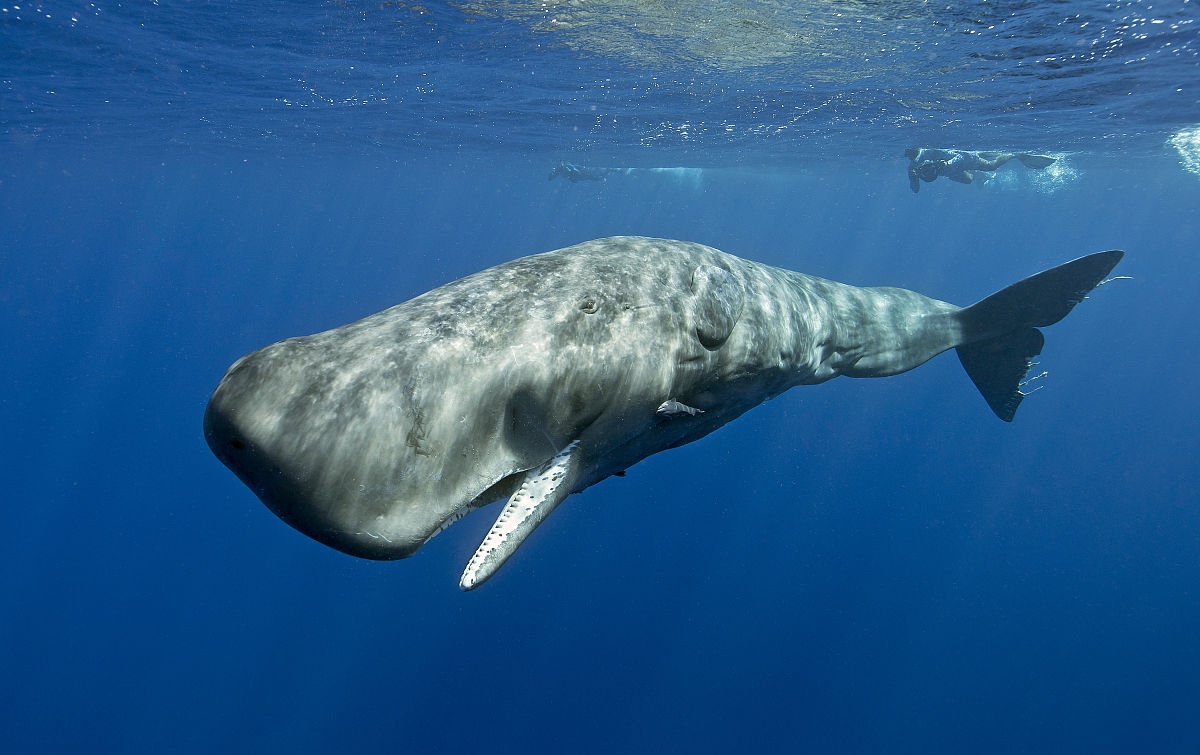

{"left": 2, "top": 147, "right": 1198, "bottom": 753}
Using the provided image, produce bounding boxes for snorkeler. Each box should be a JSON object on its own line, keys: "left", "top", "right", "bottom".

{"left": 905, "top": 148, "right": 1057, "bottom": 193}
{"left": 548, "top": 161, "right": 628, "bottom": 182}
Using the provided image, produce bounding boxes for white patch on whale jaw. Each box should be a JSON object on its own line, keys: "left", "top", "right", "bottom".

{"left": 459, "top": 440, "right": 581, "bottom": 591}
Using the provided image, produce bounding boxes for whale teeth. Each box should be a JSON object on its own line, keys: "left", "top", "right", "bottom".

{"left": 459, "top": 441, "right": 581, "bottom": 591}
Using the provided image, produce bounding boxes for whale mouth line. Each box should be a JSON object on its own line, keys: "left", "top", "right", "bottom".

{"left": 424, "top": 507, "right": 471, "bottom": 544}
{"left": 421, "top": 463, "right": 544, "bottom": 548}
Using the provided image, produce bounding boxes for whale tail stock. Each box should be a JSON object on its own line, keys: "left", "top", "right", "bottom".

{"left": 955, "top": 249, "right": 1124, "bottom": 422}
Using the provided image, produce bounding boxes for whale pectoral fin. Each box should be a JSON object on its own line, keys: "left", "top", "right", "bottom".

{"left": 690, "top": 264, "right": 745, "bottom": 350}
{"left": 459, "top": 441, "right": 581, "bottom": 591}
{"left": 655, "top": 398, "right": 704, "bottom": 418}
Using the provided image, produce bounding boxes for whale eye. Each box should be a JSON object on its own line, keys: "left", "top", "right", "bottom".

{"left": 579, "top": 299, "right": 598, "bottom": 314}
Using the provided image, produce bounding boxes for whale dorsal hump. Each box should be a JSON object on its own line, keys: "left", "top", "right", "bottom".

{"left": 690, "top": 263, "right": 744, "bottom": 350}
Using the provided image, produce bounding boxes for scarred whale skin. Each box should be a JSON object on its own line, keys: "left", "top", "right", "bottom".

{"left": 203, "top": 236, "right": 1123, "bottom": 589}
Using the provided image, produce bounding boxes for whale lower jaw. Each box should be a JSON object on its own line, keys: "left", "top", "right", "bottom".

{"left": 459, "top": 441, "right": 581, "bottom": 590}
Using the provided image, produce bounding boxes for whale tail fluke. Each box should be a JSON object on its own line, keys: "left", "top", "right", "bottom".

{"left": 956, "top": 250, "right": 1124, "bottom": 421}
{"left": 956, "top": 327, "right": 1045, "bottom": 421}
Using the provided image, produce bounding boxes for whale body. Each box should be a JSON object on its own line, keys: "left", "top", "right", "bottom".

{"left": 203, "top": 236, "right": 1123, "bottom": 589}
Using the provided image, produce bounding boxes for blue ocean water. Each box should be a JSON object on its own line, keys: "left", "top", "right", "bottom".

{"left": 2, "top": 2, "right": 1199, "bottom": 754}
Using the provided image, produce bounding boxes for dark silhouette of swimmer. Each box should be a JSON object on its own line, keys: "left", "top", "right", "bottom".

{"left": 905, "top": 148, "right": 1057, "bottom": 193}
{"left": 548, "top": 161, "right": 629, "bottom": 182}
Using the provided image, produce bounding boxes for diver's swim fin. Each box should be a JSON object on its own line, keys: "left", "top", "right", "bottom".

{"left": 1016, "top": 153, "right": 1057, "bottom": 169}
